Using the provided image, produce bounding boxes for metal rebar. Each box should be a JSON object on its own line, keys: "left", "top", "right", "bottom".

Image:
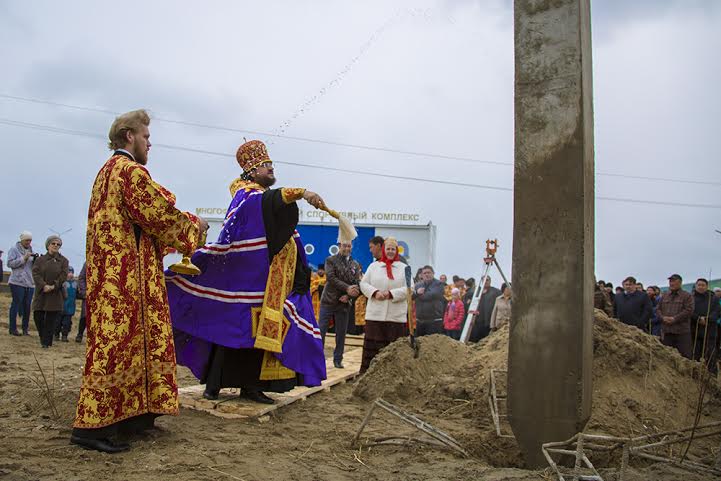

{"left": 352, "top": 399, "right": 378, "bottom": 446}
{"left": 632, "top": 428, "right": 721, "bottom": 452}
{"left": 632, "top": 451, "right": 721, "bottom": 475}
{"left": 573, "top": 433, "right": 585, "bottom": 481}
{"left": 373, "top": 399, "right": 469, "bottom": 457}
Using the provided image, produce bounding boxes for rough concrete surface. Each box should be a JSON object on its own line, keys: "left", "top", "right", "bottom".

{"left": 509, "top": 0, "right": 595, "bottom": 467}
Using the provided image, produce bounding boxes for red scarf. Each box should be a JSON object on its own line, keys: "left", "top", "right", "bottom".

{"left": 381, "top": 250, "right": 400, "bottom": 279}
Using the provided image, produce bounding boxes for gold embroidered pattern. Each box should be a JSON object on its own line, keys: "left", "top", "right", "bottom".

{"left": 251, "top": 306, "right": 262, "bottom": 336}
{"left": 81, "top": 362, "right": 174, "bottom": 389}
{"left": 229, "top": 178, "right": 265, "bottom": 197}
{"left": 259, "top": 348, "right": 295, "bottom": 381}
{"left": 236, "top": 140, "right": 271, "bottom": 173}
{"left": 254, "top": 238, "right": 297, "bottom": 353}
{"left": 354, "top": 294, "right": 368, "bottom": 326}
{"left": 281, "top": 187, "right": 306, "bottom": 204}
{"left": 73, "top": 155, "right": 199, "bottom": 429}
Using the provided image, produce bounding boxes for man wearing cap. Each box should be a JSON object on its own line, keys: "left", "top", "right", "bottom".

{"left": 656, "top": 274, "right": 694, "bottom": 358}
{"left": 167, "top": 140, "right": 327, "bottom": 404}
{"left": 71, "top": 109, "right": 209, "bottom": 453}
{"left": 6, "top": 231, "right": 36, "bottom": 336}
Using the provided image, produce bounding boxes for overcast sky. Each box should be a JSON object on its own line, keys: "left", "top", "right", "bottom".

{"left": 1, "top": 0, "right": 719, "bottom": 287}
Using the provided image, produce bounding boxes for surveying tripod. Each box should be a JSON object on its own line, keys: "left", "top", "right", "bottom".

{"left": 459, "top": 239, "right": 511, "bottom": 344}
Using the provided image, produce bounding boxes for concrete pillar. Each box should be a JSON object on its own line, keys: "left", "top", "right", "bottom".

{"left": 508, "top": 0, "right": 595, "bottom": 468}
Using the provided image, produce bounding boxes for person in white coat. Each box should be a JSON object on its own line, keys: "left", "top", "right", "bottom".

{"left": 359, "top": 237, "right": 409, "bottom": 373}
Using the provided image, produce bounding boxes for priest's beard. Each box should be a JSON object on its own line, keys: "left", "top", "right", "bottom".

{"left": 253, "top": 173, "right": 276, "bottom": 188}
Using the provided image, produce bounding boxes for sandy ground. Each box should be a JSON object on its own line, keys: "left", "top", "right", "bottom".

{"left": 0, "top": 291, "right": 719, "bottom": 481}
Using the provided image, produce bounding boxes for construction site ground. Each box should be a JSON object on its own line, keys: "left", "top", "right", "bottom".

{"left": 1, "top": 290, "right": 719, "bottom": 481}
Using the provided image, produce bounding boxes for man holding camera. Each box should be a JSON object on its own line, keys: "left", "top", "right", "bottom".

{"left": 6, "top": 231, "right": 36, "bottom": 336}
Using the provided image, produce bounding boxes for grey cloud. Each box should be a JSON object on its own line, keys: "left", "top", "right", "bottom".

{"left": 17, "top": 58, "right": 242, "bottom": 129}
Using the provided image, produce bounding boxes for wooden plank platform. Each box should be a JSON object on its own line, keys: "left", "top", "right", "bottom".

{"left": 179, "top": 347, "right": 363, "bottom": 420}
{"left": 344, "top": 333, "right": 364, "bottom": 347}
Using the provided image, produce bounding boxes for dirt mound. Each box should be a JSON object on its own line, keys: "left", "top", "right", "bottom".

{"left": 352, "top": 310, "right": 721, "bottom": 468}
{"left": 353, "top": 335, "right": 474, "bottom": 403}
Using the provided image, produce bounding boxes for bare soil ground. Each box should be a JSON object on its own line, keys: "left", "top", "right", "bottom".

{"left": 0, "top": 291, "right": 718, "bottom": 481}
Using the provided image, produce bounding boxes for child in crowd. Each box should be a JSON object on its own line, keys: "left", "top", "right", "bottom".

{"left": 55, "top": 267, "right": 77, "bottom": 342}
{"left": 443, "top": 287, "right": 465, "bottom": 340}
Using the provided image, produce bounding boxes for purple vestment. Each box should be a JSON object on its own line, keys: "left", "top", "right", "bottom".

{"left": 166, "top": 188, "right": 326, "bottom": 387}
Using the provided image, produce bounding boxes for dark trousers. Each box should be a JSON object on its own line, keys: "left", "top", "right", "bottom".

{"left": 445, "top": 329, "right": 461, "bottom": 340}
{"left": 9, "top": 284, "right": 33, "bottom": 334}
{"left": 318, "top": 303, "right": 350, "bottom": 363}
{"left": 34, "top": 311, "right": 61, "bottom": 347}
{"left": 76, "top": 301, "right": 87, "bottom": 340}
{"left": 55, "top": 314, "right": 73, "bottom": 337}
{"left": 416, "top": 318, "right": 443, "bottom": 337}
{"left": 470, "top": 320, "right": 490, "bottom": 342}
{"left": 662, "top": 331, "right": 693, "bottom": 359}
{"left": 692, "top": 324, "right": 718, "bottom": 373}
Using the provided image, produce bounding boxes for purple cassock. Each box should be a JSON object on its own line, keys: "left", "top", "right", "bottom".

{"left": 166, "top": 187, "right": 327, "bottom": 388}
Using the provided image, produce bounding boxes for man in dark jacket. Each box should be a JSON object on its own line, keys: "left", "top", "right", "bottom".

{"left": 413, "top": 265, "right": 445, "bottom": 336}
{"left": 615, "top": 276, "right": 653, "bottom": 331}
{"left": 319, "top": 241, "right": 361, "bottom": 368}
{"left": 657, "top": 274, "right": 694, "bottom": 359}
{"left": 469, "top": 276, "right": 502, "bottom": 342}
{"left": 691, "top": 278, "right": 720, "bottom": 373}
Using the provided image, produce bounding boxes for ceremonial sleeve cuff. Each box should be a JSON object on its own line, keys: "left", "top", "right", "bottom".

{"left": 281, "top": 187, "right": 306, "bottom": 204}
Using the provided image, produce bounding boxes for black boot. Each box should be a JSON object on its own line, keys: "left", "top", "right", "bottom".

{"left": 241, "top": 389, "right": 274, "bottom": 405}
{"left": 70, "top": 435, "right": 130, "bottom": 453}
{"left": 202, "top": 388, "right": 219, "bottom": 400}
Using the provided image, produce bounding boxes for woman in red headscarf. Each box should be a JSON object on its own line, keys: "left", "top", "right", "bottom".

{"left": 358, "top": 237, "right": 409, "bottom": 373}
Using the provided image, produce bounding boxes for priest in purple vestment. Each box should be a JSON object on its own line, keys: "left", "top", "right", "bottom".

{"left": 167, "top": 140, "right": 327, "bottom": 404}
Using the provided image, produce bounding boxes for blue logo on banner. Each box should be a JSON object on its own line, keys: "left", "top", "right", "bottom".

{"left": 296, "top": 224, "right": 376, "bottom": 270}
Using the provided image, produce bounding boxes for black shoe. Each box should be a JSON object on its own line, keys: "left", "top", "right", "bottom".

{"left": 61, "top": 336, "right": 69, "bottom": 342}
{"left": 22, "top": 331, "right": 29, "bottom": 336}
{"left": 41, "top": 345, "right": 49, "bottom": 349}
{"left": 9, "top": 331, "right": 21, "bottom": 337}
{"left": 241, "top": 389, "right": 275, "bottom": 405}
{"left": 75, "top": 336, "right": 83, "bottom": 343}
{"left": 54, "top": 334, "right": 60, "bottom": 341}
{"left": 70, "top": 435, "right": 130, "bottom": 453}
{"left": 202, "top": 389, "right": 219, "bottom": 400}
{"left": 334, "top": 360, "right": 344, "bottom": 369}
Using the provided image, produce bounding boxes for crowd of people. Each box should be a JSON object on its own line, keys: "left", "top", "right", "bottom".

{"left": 595, "top": 275, "right": 721, "bottom": 372}
{"left": 4, "top": 231, "right": 88, "bottom": 347}
{"left": 309, "top": 236, "right": 721, "bottom": 378}
{"left": 7, "top": 227, "right": 718, "bottom": 376}
{"left": 307, "top": 235, "right": 516, "bottom": 374}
